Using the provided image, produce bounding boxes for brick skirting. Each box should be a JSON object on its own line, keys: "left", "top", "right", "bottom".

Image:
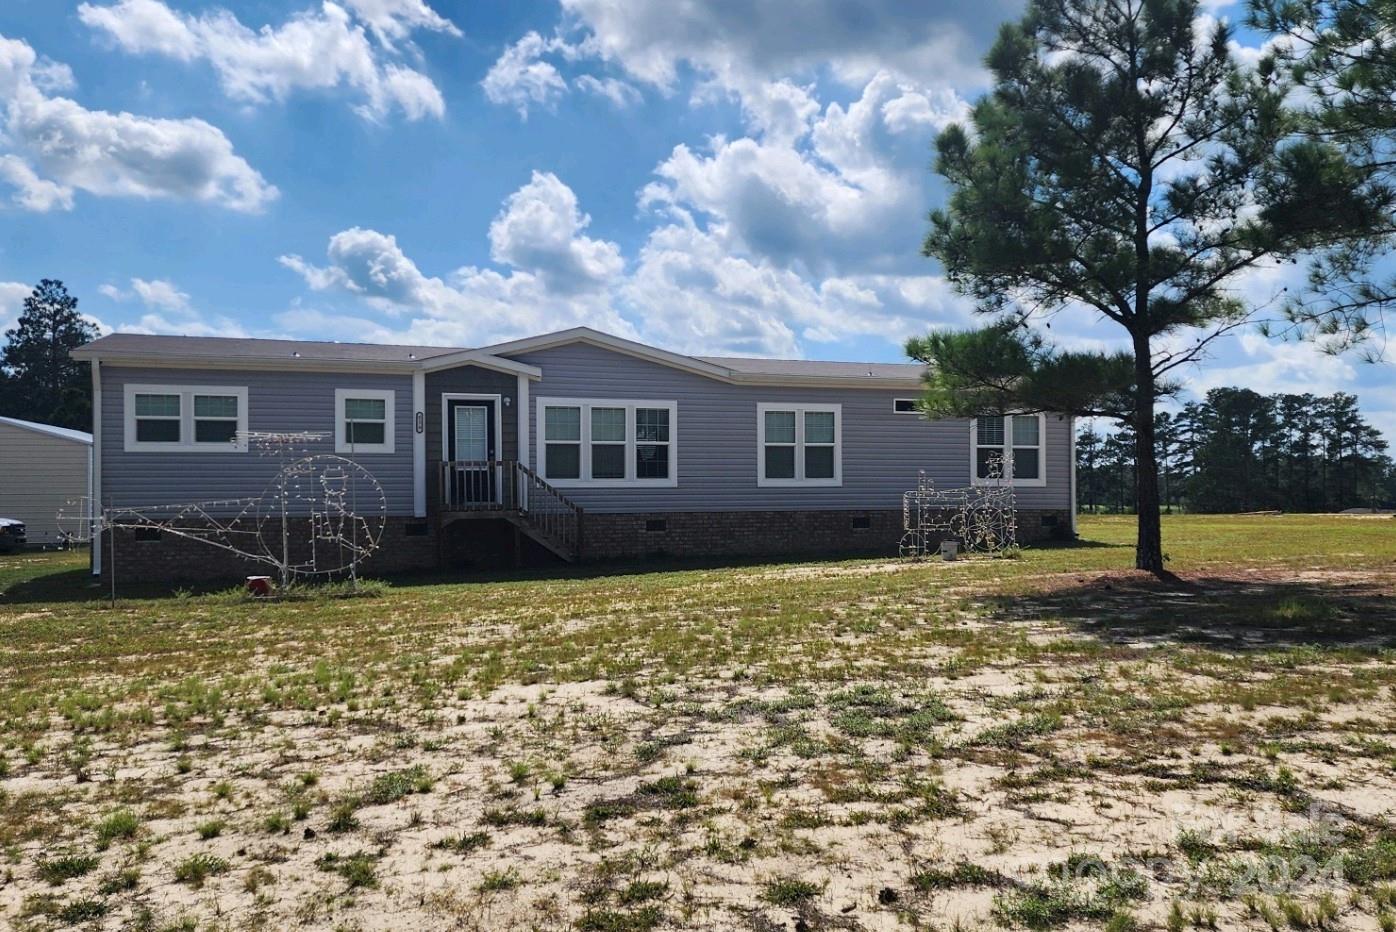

{"left": 578, "top": 509, "right": 1072, "bottom": 561}
{"left": 100, "top": 509, "right": 1073, "bottom": 581}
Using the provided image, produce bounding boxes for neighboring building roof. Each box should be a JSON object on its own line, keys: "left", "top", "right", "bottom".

{"left": 74, "top": 327, "right": 927, "bottom": 389}
{"left": 0, "top": 416, "right": 93, "bottom": 445}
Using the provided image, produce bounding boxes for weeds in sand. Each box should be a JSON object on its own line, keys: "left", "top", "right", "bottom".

{"left": 173, "top": 853, "right": 228, "bottom": 888}
{"left": 317, "top": 851, "right": 378, "bottom": 889}
{"left": 762, "top": 876, "right": 823, "bottom": 906}
{"left": 36, "top": 852, "right": 99, "bottom": 885}
{"left": 479, "top": 867, "right": 521, "bottom": 892}
{"left": 576, "top": 906, "right": 664, "bottom": 931}
{"left": 434, "top": 830, "right": 491, "bottom": 854}
{"left": 94, "top": 809, "right": 139, "bottom": 847}
{"left": 98, "top": 868, "right": 140, "bottom": 895}
{"left": 195, "top": 819, "right": 224, "bottom": 839}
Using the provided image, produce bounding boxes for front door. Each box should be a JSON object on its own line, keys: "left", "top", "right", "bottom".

{"left": 446, "top": 399, "right": 496, "bottom": 505}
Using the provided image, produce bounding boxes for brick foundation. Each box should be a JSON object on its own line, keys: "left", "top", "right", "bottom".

{"left": 100, "top": 509, "right": 1073, "bottom": 581}
{"left": 101, "top": 516, "right": 439, "bottom": 583}
{"left": 578, "top": 509, "right": 1072, "bottom": 561}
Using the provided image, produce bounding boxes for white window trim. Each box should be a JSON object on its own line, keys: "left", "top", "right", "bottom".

{"left": 893, "top": 398, "right": 921, "bottom": 415}
{"left": 535, "top": 397, "right": 678, "bottom": 488}
{"left": 756, "top": 402, "right": 842, "bottom": 488}
{"left": 971, "top": 413, "right": 1047, "bottom": 487}
{"left": 123, "top": 384, "right": 248, "bottom": 453}
{"left": 335, "top": 388, "right": 396, "bottom": 454}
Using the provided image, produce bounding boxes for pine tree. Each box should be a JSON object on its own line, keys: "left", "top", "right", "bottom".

{"left": 912, "top": 0, "right": 1391, "bottom": 572}
{"left": 1, "top": 280, "right": 98, "bottom": 430}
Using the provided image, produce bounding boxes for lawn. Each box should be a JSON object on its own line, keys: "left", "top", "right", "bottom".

{"left": 1, "top": 515, "right": 1394, "bottom": 931}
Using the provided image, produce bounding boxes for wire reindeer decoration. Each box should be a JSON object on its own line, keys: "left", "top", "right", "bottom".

{"left": 900, "top": 457, "right": 1019, "bottom": 558}
{"left": 59, "top": 431, "right": 387, "bottom": 592}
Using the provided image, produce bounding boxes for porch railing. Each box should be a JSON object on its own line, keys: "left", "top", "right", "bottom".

{"left": 437, "top": 460, "right": 583, "bottom": 558}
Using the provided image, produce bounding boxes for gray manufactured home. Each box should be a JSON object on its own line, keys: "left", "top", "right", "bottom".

{"left": 72, "top": 328, "right": 1076, "bottom": 579}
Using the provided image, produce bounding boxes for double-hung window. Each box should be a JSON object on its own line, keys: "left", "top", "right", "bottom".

{"left": 537, "top": 398, "right": 677, "bottom": 486}
{"left": 125, "top": 384, "right": 248, "bottom": 452}
{"left": 335, "top": 389, "right": 395, "bottom": 454}
{"left": 757, "top": 403, "right": 841, "bottom": 486}
{"left": 971, "top": 414, "right": 1046, "bottom": 486}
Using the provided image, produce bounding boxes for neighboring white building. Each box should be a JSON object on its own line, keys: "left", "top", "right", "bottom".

{"left": 0, "top": 416, "right": 93, "bottom": 546}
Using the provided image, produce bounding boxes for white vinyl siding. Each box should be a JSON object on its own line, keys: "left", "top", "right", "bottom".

{"left": 537, "top": 397, "right": 678, "bottom": 487}
{"left": 757, "top": 403, "right": 842, "bottom": 487}
{"left": 124, "top": 384, "right": 248, "bottom": 452}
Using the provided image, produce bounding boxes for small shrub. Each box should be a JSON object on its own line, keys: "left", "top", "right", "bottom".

{"left": 196, "top": 819, "right": 225, "bottom": 839}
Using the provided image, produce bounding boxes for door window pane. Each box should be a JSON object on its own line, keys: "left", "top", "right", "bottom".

{"left": 765, "top": 446, "right": 796, "bottom": 479}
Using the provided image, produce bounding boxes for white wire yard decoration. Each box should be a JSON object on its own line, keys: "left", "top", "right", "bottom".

{"left": 900, "top": 458, "right": 1019, "bottom": 558}
{"left": 58, "top": 431, "right": 387, "bottom": 591}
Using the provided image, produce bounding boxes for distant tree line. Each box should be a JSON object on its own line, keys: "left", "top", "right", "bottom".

{"left": 1077, "top": 388, "right": 1396, "bottom": 513}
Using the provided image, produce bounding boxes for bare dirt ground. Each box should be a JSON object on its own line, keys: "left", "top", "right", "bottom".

{"left": 2, "top": 516, "right": 1396, "bottom": 931}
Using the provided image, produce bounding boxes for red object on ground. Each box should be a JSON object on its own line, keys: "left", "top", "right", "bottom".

{"left": 246, "top": 576, "right": 273, "bottom": 597}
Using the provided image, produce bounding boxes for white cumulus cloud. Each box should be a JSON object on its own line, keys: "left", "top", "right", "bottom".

{"left": 481, "top": 31, "right": 569, "bottom": 117}
{"left": 277, "top": 172, "right": 973, "bottom": 356}
{"left": 0, "top": 34, "right": 276, "bottom": 213}
{"left": 78, "top": 0, "right": 454, "bottom": 121}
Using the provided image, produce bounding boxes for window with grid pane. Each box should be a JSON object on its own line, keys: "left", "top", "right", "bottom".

{"left": 763, "top": 410, "right": 796, "bottom": 479}
{"left": 804, "top": 410, "right": 836, "bottom": 479}
{"left": 194, "top": 394, "right": 240, "bottom": 444}
{"left": 635, "top": 407, "right": 670, "bottom": 479}
{"left": 591, "top": 407, "right": 626, "bottom": 479}
{"left": 343, "top": 397, "right": 386, "bottom": 446}
{"left": 134, "top": 393, "right": 181, "bottom": 443}
{"left": 545, "top": 406, "right": 582, "bottom": 479}
{"left": 973, "top": 414, "right": 1044, "bottom": 484}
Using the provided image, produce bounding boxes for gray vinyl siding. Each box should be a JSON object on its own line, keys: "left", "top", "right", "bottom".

{"left": 509, "top": 343, "right": 1073, "bottom": 514}
{"left": 99, "top": 366, "right": 415, "bottom": 515}
{"left": 0, "top": 423, "right": 91, "bottom": 544}
{"left": 424, "top": 366, "right": 519, "bottom": 511}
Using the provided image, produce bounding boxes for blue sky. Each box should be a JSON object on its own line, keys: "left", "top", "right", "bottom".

{"left": 0, "top": 0, "right": 1391, "bottom": 440}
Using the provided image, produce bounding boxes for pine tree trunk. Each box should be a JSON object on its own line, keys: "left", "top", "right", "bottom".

{"left": 1132, "top": 341, "right": 1165, "bottom": 574}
